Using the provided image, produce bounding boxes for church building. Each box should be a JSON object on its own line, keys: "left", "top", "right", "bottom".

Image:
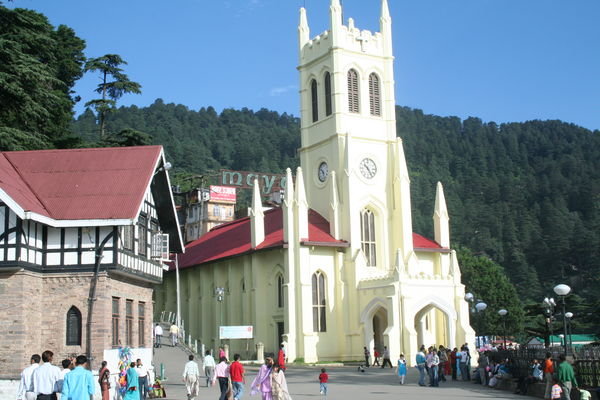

{"left": 154, "top": 0, "right": 474, "bottom": 364}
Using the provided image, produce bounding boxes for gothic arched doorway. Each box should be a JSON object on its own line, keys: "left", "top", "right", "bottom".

{"left": 372, "top": 307, "right": 388, "bottom": 353}
{"left": 414, "top": 305, "right": 450, "bottom": 348}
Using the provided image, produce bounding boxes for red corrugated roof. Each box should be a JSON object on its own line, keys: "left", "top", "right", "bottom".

{"left": 176, "top": 207, "right": 348, "bottom": 269}
{"left": 0, "top": 146, "right": 162, "bottom": 220}
{"left": 413, "top": 233, "right": 443, "bottom": 249}
{"left": 175, "top": 208, "right": 444, "bottom": 269}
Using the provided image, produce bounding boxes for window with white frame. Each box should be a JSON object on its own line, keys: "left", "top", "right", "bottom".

{"left": 360, "top": 209, "right": 376, "bottom": 267}
{"left": 312, "top": 271, "right": 327, "bottom": 332}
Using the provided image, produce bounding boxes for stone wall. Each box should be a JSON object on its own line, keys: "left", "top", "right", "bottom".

{"left": 0, "top": 269, "right": 154, "bottom": 378}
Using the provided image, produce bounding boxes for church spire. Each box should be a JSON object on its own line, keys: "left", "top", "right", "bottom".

{"left": 298, "top": 7, "right": 310, "bottom": 50}
{"left": 250, "top": 178, "right": 264, "bottom": 248}
{"left": 330, "top": 0, "right": 342, "bottom": 44}
{"left": 283, "top": 168, "right": 295, "bottom": 243}
{"left": 295, "top": 167, "right": 309, "bottom": 240}
{"left": 328, "top": 171, "right": 340, "bottom": 240}
{"left": 433, "top": 181, "right": 450, "bottom": 248}
{"left": 380, "top": 0, "right": 392, "bottom": 55}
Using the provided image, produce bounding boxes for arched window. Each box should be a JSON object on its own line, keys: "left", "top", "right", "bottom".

{"left": 369, "top": 73, "right": 381, "bottom": 116}
{"left": 347, "top": 69, "right": 359, "bottom": 113}
{"left": 324, "top": 72, "right": 332, "bottom": 116}
{"left": 312, "top": 271, "right": 327, "bottom": 332}
{"left": 66, "top": 306, "right": 82, "bottom": 346}
{"left": 311, "top": 79, "right": 319, "bottom": 122}
{"left": 360, "top": 209, "right": 376, "bottom": 267}
{"left": 277, "top": 274, "right": 284, "bottom": 308}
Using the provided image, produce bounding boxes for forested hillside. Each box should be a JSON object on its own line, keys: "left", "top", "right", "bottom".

{"left": 73, "top": 102, "right": 600, "bottom": 307}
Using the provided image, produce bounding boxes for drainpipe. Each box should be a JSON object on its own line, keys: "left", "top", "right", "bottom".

{"left": 86, "top": 231, "right": 115, "bottom": 370}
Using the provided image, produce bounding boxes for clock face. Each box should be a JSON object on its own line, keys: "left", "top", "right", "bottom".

{"left": 318, "top": 162, "right": 329, "bottom": 182}
{"left": 359, "top": 158, "right": 377, "bottom": 179}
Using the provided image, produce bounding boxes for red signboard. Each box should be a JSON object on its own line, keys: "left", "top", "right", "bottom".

{"left": 210, "top": 185, "right": 237, "bottom": 203}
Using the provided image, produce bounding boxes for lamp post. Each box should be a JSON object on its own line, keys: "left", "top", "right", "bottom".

{"left": 542, "top": 297, "right": 556, "bottom": 347}
{"left": 215, "top": 287, "right": 225, "bottom": 349}
{"left": 553, "top": 284, "right": 571, "bottom": 355}
{"left": 498, "top": 309, "right": 508, "bottom": 349}
{"left": 465, "top": 293, "right": 487, "bottom": 347}
{"left": 565, "top": 312, "right": 573, "bottom": 354}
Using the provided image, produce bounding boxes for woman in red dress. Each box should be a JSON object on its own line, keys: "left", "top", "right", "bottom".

{"left": 277, "top": 345, "right": 286, "bottom": 371}
{"left": 98, "top": 361, "right": 110, "bottom": 400}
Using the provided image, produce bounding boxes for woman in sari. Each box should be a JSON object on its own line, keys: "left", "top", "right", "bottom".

{"left": 98, "top": 361, "right": 110, "bottom": 400}
{"left": 123, "top": 362, "right": 139, "bottom": 400}
{"left": 271, "top": 364, "right": 290, "bottom": 400}
{"left": 251, "top": 357, "right": 273, "bottom": 400}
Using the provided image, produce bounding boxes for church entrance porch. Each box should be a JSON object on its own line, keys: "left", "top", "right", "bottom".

{"left": 414, "top": 304, "right": 451, "bottom": 349}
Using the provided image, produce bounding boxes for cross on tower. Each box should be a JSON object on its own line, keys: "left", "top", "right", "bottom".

{"left": 356, "top": 34, "right": 369, "bottom": 52}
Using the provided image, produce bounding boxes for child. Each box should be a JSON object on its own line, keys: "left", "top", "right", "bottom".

{"left": 578, "top": 387, "right": 592, "bottom": 400}
{"left": 551, "top": 378, "right": 562, "bottom": 400}
{"left": 319, "top": 368, "right": 329, "bottom": 396}
{"left": 396, "top": 354, "right": 407, "bottom": 385}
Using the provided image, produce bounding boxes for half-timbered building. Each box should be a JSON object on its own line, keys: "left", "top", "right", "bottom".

{"left": 0, "top": 145, "right": 182, "bottom": 379}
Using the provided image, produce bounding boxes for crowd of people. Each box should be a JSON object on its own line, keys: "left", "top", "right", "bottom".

{"left": 16, "top": 350, "right": 162, "bottom": 400}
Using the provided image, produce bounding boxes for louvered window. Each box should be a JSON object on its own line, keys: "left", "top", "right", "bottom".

{"left": 66, "top": 306, "right": 82, "bottom": 346}
{"left": 311, "top": 79, "right": 319, "bottom": 122}
{"left": 126, "top": 299, "right": 133, "bottom": 346}
{"left": 369, "top": 73, "right": 381, "bottom": 116}
{"left": 347, "top": 69, "right": 359, "bottom": 113}
{"left": 112, "top": 297, "right": 120, "bottom": 347}
{"left": 324, "top": 72, "right": 332, "bottom": 116}
{"left": 360, "top": 209, "right": 377, "bottom": 266}
{"left": 312, "top": 272, "right": 327, "bottom": 332}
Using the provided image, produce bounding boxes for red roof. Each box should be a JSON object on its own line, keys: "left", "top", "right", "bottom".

{"left": 175, "top": 208, "right": 445, "bottom": 269}
{"left": 0, "top": 146, "right": 162, "bottom": 220}
{"left": 413, "top": 233, "right": 444, "bottom": 250}
{"left": 176, "top": 208, "right": 348, "bottom": 269}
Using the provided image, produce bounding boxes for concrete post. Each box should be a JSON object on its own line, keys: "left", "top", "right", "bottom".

{"left": 256, "top": 342, "right": 265, "bottom": 362}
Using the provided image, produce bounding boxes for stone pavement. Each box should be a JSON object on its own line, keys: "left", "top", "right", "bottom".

{"left": 153, "top": 344, "right": 525, "bottom": 400}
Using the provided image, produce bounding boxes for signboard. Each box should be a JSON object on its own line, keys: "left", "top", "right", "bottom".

{"left": 220, "top": 169, "right": 288, "bottom": 195}
{"left": 219, "top": 325, "right": 254, "bottom": 339}
{"left": 209, "top": 185, "right": 237, "bottom": 203}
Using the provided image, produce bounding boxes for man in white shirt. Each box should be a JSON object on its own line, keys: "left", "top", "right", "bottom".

{"left": 136, "top": 359, "right": 150, "bottom": 400}
{"left": 17, "top": 354, "right": 40, "bottom": 400}
{"left": 154, "top": 323, "right": 163, "bottom": 348}
{"left": 169, "top": 323, "right": 179, "bottom": 347}
{"left": 57, "top": 359, "right": 73, "bottom": 395}
{"left": 30, "top": 350, "right": 61, "bottom": 400}
{"left": 182, "top": 354, "right": 200, "bottom": 400}
{"left": 202, "top": 350, "right": 216, "bottom": 387}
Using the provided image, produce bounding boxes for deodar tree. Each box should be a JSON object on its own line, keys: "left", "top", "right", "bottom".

{"left": 84, "top": 54, "right": 141, "bottom": 137}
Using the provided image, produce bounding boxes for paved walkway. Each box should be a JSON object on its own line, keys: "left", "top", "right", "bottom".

{"left": 153, "top": 344, "right": 525, "bottom": 400}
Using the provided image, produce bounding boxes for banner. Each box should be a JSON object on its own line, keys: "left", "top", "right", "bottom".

{"left": 219, "top": 325, "right": 254, "bottom": 339}
{"left": 209, "top": 185, "right": 237, "bottom": 202}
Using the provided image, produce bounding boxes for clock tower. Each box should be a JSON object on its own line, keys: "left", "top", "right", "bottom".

{"left": 298, "top": 0, "right": 415, "bottom": 273}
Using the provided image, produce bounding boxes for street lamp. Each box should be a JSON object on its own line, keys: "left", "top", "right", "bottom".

{"left": 553, "top": 284, "right": 571, "bottom": 355}
{"left": 465, "top": 293, "right": 487, "bottom": 347}
{"left": 215, "top": 287, "right": 225, "bottom": 349}
{"left": 498, "top": 309, "right": 508, "bottom": 349}
{"left": 565, "top": 312, "right": 573, "bottom": 354}
{"left": 542, "top": 297, "right": 557, "bottom": 347}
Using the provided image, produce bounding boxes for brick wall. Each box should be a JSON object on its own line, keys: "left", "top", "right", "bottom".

{"left": 0, "top": 270, "right": 154, "bottom": 378}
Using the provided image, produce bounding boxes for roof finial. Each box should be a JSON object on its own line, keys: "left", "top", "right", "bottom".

{"left": 299, "top": 7, "right": 310, "bottom": 49}
{"left": 433, "top": 181, "right": 450, "bottom": 248}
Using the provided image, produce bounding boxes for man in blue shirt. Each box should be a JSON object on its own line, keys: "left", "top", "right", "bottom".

{"left": 61, "top": 355, "right": 95, "bottom": 400}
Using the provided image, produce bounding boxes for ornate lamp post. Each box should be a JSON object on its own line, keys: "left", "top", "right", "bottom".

{"left": 553, "top": 284, "right": 571, "bottom": 355}
{"left": 498, "top": 309, "right": 508, "bottom": 349}
{"left": 542, "top": 297, "right": 556, "bottom": 347}
{"left": 465, "top": 293, "right": 487, "bottom": 347}
{"left": 565, "top": 312, "right": 573, "bottom": 354}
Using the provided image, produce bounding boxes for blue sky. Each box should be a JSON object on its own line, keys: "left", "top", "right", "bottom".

{"left": 9, "top": 0, "right": 600, "bottom": 130}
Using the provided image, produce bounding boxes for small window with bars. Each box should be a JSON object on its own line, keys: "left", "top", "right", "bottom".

{"left": 126, "top": 299, "right": 133, "bottom": 346}
{"left": 112, "top": 297, "right": 120, "bottom": 347}
{"left": 369, "top": 73, "right": 381, "bottom": 116}
{"left": 347, "top": 69, "right": 359, "bottom": 113}
{"left": 66, "top": 306, "right": 82, "bottom": 346}
{"left": 138, "top": 302, "right": 145, "bottom": 347}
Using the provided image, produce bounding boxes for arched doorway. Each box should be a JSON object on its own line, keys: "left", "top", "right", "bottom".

{"left": 414, "top": 305, "right": 450, "bottom": 348}
{"left": 372, "top": 307, "right": 388, "bottom": 353}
